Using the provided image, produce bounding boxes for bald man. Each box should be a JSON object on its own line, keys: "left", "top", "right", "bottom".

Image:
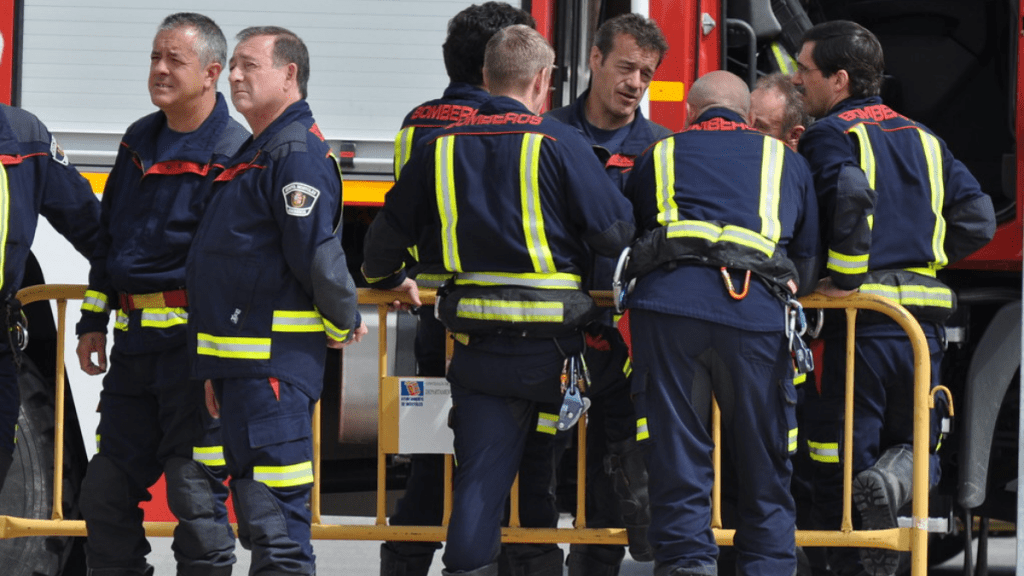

{"left": 623, "top": 70, "right": 819, "bottom": 576}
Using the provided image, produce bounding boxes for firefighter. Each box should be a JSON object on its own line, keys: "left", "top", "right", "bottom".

{"left": 0, "top": 31, "right": 101, "bottom": 493}
{"left": 623, "top": 70, "right": 820, "bottom": 576}
{"left": 792, "top": 20, "right": 996, "bottom": 576}
{"left": 186, "top": 27, "right": 365, "bottom": 576}
{"left": 380, "top": 5, "right": 558, "bottom": 576}
{"left": 362, "top": 25, "right": 635, "bottom": 576}
{"left": 750, "top": 72, "right": 808, "bottom": 151}
{"left": 74, "top": 13, "right": 248, "bottom": 576}
{"left": 544, "top": 12, "right": 670, "bottom": 573}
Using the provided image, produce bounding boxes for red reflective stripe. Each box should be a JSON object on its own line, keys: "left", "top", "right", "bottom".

{"left": 606, "top": 153, "right": 635, "bottom": 169}
{"left": 146, "top": 160, "right": 211, "bottom": 177}
{"left": 215, "top": 161, "right": 264, "bottom": 182}
{"left": 0, "top": 151, "right": 46, "bottom": 165}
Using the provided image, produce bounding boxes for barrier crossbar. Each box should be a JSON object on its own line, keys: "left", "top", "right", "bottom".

{"left": 0, "top": 285, "right": 935, "bottom": 576}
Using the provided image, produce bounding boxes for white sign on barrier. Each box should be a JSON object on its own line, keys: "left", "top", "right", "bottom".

{"left": 397, "top": 377, "right": 455, "bottom": 454}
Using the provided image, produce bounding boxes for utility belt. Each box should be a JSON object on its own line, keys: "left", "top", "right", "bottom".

{"left": 435, "top": 272, "right": 596, "bottom": 339}
{"left": 119, "top": 289, "right": 189, "bottom": 312}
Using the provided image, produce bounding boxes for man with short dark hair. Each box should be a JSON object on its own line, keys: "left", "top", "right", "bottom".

{"left": 0, "top": 30, "right": 101, "bottom": 496}
{"left": 624, "top": 69, "right": 819, "bottom": 576}
{"left": 75, "top": 13, "right": 246, "bottom": 576}
{"left": 187, "top": 26, "right": 365, "bottom": 576}
{"left": 544, "top": 12, "right": 670, "bottom": 574}
{"left": 750, "top": 72, "right": 808, "bottom": 150}
{"left": 363, "top": 24, "right": 635, "bottom": 576}
{"left": 793, "top": 20, "right": 995, "bottom": 576}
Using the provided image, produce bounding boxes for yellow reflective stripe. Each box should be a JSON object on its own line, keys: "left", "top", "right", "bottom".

{"left": 197, "top": 333, "right": 271, "bottom": 360}
{"left": 770, "top": 42, "right": 796, "bottom": 75}
{"left": 140, "top": 307, "right": 188, "bottom": 328}
{"left": 114, "top": 309, "right": 129, "bottom": 331}
{"left": 788, "top": 427, "right": 799, "bottom": 453}
{"left": 253, "top": 461, "right": 314, "bottom": 488}
{"left": 520, "top": 133, "right": 555, "bottom": 273}
{"left": 0, "top": 163, "right": 8, "bottom": 290}
{"left": 622, "top": 356, "right": 632, "bottom": 378}
{"left": 827, "top": 248, "right": 870, "bottom": 275}
{"left": 654, "top": 139, "right": 678, "bottom": 225}
{"left": 793, "top": 372, "right": 806, "bottom": 386}
{"left": 394, "top": 126, "right": 416, "bottom": 178}
{"left": 363, "top": 263, "right": 405, "bottom": 284}
{"left": 456, "top": 298, "right": 563, "bottom": 323}
{"left": 321, "top": 315, "right": 351, "bottom": 342}
{"left": 918, "top": 129, "right": 948, "bottom": 268}
{"left": 435, "top": 135, "right": 461, "bottom": 272}
{"left": 636, "top": 418, "right": 649, "bottom": 442}
{"left": 272, "top": 310, "right": 324, "bottom": 333}
{"left": 536, "top": 412, "right": 558, "bottom": 435}
{"left": 759, "top": 137, "right": 784, "bottom": 242}
{"left": 807, "top": 440, "right": 839, "bottom": 463}
{"left": 82, "top": 290, "right": 110, "bottom": 314}
{"left": 414, "top": 273, "right": 454, "bottom": 288}
{"left": 860, "top": 282, "right": 953, "bottom": 309}
{"left": 849, "top": 123, "right": 876, "bottom": 189}
{"left": 666, "top": 220, "right": 776, "bottom": 257}
{"left": 905, "top": 267, "right": 936, "bottom": 277}
{"left": 193, "top": 445, "right": 226, "bottom": 467}
{"left": 456, "top": 271, "right": 581, "bottom": 289}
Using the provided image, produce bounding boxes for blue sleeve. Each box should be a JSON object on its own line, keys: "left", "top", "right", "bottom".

{"left": 560, "top": 136, "right": 636, "bottom": 258}
{"left": 940, "top": 148, "right": 995, "bottom": 264}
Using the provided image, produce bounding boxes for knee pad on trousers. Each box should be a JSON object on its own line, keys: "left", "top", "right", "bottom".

{"left": 500, "top": 545, "right": 563, "bottom": 576}
{"left": 81, "top": 455, "right": 150, "bottom": 573}
{"left": 231, "top": 479, "right": 313, "bottom": 576}
{"left": 442, "top": 562, "right": 499, "bottom": 576}
{"left": 164, "top": 456, "right": 236, "bottom": 573}
{"left": 604, "top": 438, "right": 653, "bottom": 561}
{"left": 567, "top": 545, "right": 622, "bottom": 576}
{"left": 380, "top": 542, "right": 435, "bottom": 576}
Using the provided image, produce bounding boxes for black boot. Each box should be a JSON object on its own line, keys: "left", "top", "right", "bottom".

{"left": 503, "top": 544, "right": 563, "bottom": 576}
{"left": 852, "top": 445, "right": 913, "bottom": 576}
{"left": 567, "top": 545, "right": 621, "bottom": 576}
{"left": 380, "top": 542, "right": 435, "bottom": 576}
{"left": 441, "top": 562, "right": 499, "bottom": 576}
{"left": 604, "top": 438, "right": 653, "bottom": 561}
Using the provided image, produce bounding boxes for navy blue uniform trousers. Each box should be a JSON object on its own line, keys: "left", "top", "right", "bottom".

{"left": 631, "top": 310, "right": 797, "bottom": 576}
{"left": 81, "top": 345, "right": 234, "bottom": 575}
{"left": 214, "top": 377, "right": 317, "bottom": 576}
{"left": 807, "top": 327, "right": 944, "bottom": 534}
{"left": 441, "top": 333, "right": 582, "bottom": 572}
{"left": 0, "top": 342, "right": 18, "bottom": 457}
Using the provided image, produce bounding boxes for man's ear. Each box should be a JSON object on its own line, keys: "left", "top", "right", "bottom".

{"left": 204, "top": 62, "right": 222, "bottom": 90}
{"left": 787, "top": 125, "right": 806, "bottom": 151}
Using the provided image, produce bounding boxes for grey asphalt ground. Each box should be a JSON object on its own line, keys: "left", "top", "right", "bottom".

{"left": 147, "top": 517, "right": 1017, "bottom": 575}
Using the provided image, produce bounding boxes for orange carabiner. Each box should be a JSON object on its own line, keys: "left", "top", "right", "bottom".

{"left": 720, "top": 267, "right": 751, "bottom": 300}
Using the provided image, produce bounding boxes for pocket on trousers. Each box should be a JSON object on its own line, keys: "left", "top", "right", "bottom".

{"left": 248, "top": 413, "right": 310, "bottom": 449}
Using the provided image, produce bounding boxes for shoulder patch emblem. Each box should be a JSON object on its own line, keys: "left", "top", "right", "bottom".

{"left": 50, "top": 135, "right": 69, "bottom": 166}
{"left": 282, "top": 182, "right": 320, "bottom": 216}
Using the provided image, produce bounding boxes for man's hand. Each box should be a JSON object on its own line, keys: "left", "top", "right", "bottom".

{"left": 389, "top": 277, "right": 422, "bottom": 311}
{"left": 76, "top": 332, "right": 108, "bottom": 375}
{"left": 204, "top": 379, "right": 220, "bottom": 418}
{"left": 815, "top": 277, "right": 859, "bottom": 298}
{"left": 327, "top": 321, "right": 369, "bottom": 349}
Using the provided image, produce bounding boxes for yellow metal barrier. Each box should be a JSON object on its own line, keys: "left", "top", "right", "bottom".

{"left": 1, "top": 285, "right": 936, "bottom": 576}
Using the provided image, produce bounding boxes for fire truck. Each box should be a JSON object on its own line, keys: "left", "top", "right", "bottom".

{"left": 0, "top": 0, "right": 1019, "bottom": 574}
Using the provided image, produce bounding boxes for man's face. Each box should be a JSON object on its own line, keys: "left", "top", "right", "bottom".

{"left": 792, "top": 41, "right": 832, "bottom": 118}
{"left": 750, "top": 86, "right": 787, "bottom": 140}
{"left": 587, "top": 33, "right": 660, "bottom": 128}
{"left": 149, "top": 27, "right": 212, "bottom": 115}
{"left": 229, "top": 35, "right": 291, "bottom": 124}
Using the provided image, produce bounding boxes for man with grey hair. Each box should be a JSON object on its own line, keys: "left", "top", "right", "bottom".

{"left": 75, "top": 12, "right": 247, "bottom": 576}
{"left": 0, "top": 31, "right": 101, "bottom": 496}
{"left": 362, "top": 24, "right": 635, "bottom": 576}
{"left": 188, "top": 26, "right": 364, "bottom": 576}
{"left": 750, "top": 72, "right": 808, "bottom": 150}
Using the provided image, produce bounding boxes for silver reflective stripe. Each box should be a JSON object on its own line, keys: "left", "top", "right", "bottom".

{"left": 394, "top": 126, "right": 415, "bottom": 178}
{"left": 196, "top": 333, "right": 272, "bottom": 360}
{"left": 140, "top": 307, "right": 188, "bottom": 328}
{"left": 636, "top": 418, "right": 649, "bottom": 441}
{"left": 457, "top": 272, "right": 581, "bottom": 289}
{"left": 536, "top": 412, "right": 558, "bottom": 435}
{"left": 520, "top": 133, "right": 555, "bottom": 273}
{"left": 193, "top": 445, "right": 226, "bottom": 467}
{"left": 253, "top": 461, "right": 314, "bottom": 487}
{"left": 82, "top": 290, "right": 110, "bottom": 314}
{"left": 0, "top": 162, "right": 8, "bottom": 290}
{"left": 666, "top": 220, "right": 776, "bottom": 257}
{"left": 435, "top": 135, "right": 461, "bottom": 272}
{"left": 654, "top": 139, "right": 677, "bottom": 225}
{"left": 860, "top": 283, "right": 953, "bottom": 309}
{"left": 272, "top": 311, "right": 324, "bottom": 333}
{"left": 414, "top": 273, "right": 453, "bottom": 288}
{"left": 918, "top": 129, "right": 948, "bottom": 268}
{"left": 807, "top": 440, "right": 839, "bottom": 463}
{"left": 759, "top": 137, "right": 784, "bottom": 242}
{"left": 456, "top": 298, "right": 563, "bottom": 323}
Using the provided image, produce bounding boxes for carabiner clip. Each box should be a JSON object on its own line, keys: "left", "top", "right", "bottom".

{"left": 720, "top": 267, "right": 751, "bottom": 300}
